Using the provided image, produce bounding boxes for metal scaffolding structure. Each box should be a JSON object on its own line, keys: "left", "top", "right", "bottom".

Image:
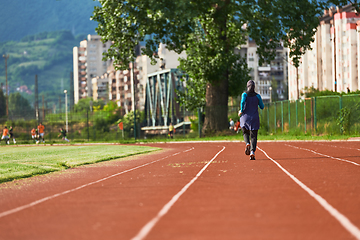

{"left": 143, "top": 69, "right": 189, "bottom": 131}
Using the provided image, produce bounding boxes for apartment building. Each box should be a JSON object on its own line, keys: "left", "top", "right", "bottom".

{"left": 241, "top": 40, "right": 288, "bottom": 103}
{"left": 73, "top": 35, "right": 112, "bottom": 104}
{"left": 333, "top": 11, "right": 360, "bottom": 92}
{"left": 288, "top": 5, "right": 360, "bottom": 100}
{"left": 92, "top": 74, "right": 109, "bottom": 102}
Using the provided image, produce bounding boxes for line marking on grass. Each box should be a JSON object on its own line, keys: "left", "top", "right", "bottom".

{"left": 258, "top": 147, "right": 360, "bottom": 240}
{"left": 285, "top": 144, "right": 360, "bottom": 166}
{"left": 0, "top": 147, "right": 195, "bottom": 219}
{"left": 131, "top": 146, "right": 226, "bottom": 240}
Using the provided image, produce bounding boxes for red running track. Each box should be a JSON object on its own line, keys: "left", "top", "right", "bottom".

{"left": 0, "top": 141, "right": 360, "bottom": 240}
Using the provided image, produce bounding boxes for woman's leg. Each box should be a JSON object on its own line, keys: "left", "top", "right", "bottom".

{"left": 250, "top": 130, "right": 258, "bottom": 152}
{"left": 242, "top": 127, "right": 250, "bottom": 144}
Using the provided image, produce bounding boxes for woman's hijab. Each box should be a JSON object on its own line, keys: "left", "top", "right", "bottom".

{"left": 246, "top": 80, "right": 256, "bottom": 97}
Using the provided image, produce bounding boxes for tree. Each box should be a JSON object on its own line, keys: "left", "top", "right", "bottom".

{"left": 92, "top": 0, "right": 358, "bottom": 132}
{"left": 73, "top": 97, "right": 105, "bottom": 113}
{"left": 8, "top": 92, "right": 33, "bottom": 118}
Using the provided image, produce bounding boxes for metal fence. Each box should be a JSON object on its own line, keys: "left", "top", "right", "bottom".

{"left": 0, "top": 106, "right": 197, "bottom": 143}
{"left": 259, "top": 94, "right": 360, "bottom": 135}
{"left": 0, "top": 111, "right": 132, "bottom": 143}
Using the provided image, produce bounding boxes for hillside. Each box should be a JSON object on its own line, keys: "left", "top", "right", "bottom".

{"left": 0, "top": 30, "right": 87, "bottom": 109}
{"left": 0, "top": 0, "right": 99, "bottom": 42}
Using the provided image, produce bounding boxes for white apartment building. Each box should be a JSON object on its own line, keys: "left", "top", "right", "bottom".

{"left": 333, "top": 11, "right": 360, "bottom": 92}
{"left": 288, "top": 5, "right": 360, "bottom": 100}
{"left": 73, "top": 35, "right": 112, "bottom": 104}
{"left": 92, "top": 74, "right": 110, "bottom": 102}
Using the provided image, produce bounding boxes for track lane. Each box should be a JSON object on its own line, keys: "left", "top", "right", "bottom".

{"left": 142, "top": 142, "right": 357, "bottom": 240}
{"left": 0, "top": 141, "right": 359, "bottom": 240}
{"left": 0, "top": 143, "right": 223, "bottom": 240}
{"left": 257, "top": 142, "right": 360, "bottom": 239}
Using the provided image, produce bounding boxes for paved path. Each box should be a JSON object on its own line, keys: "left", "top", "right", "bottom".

{"left": 0, "top": 141, "right": 359, "bottom": 240}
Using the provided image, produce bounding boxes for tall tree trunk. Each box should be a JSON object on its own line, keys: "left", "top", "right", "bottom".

{"left": 203, "top": 78, "right": 229, "bottom": 132}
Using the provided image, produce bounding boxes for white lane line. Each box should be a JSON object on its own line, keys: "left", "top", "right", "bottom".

{"left": 285, "top": 144, "right": 360, "bottom": 166}
{"left": 0, "top": 147, "right": 195, "bottom": 219}
{"left": 131, "top": 146, "right": 226, "bottom": 240}
{"left": 258, "top": 147, "right": 360, "bottom": 240}
{"left": 314, "top": 142, "right": 360, "bottom": 152}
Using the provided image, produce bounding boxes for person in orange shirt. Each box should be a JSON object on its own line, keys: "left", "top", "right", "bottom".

{"left": 31, "top": 127, "right": 37, "bottom": 143}
{"left": 233, "top": 120, "right": 241, "bottom": 133}
{"left": 1, "top": 126, "right": 10, "bottom": 144}
{"left": 37, "top": 123, "right": 45, "bottom": 143}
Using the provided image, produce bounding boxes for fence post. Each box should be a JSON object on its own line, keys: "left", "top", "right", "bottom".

{"left": 311, "top": 97, "right": 314, "bottom": 131}
{"left": 304, "top": 100, "right": 307, "bottom": 133}
{"left": 267, "top": 104, "right": 270, "bottom": 133}
{"left": 288, "top": 101, "right": 291, "bottom": 130}
{"left": 87, "top": 110, "right": 89, "bottom": 141}
{"left": 296, "top": 100, "right": 298, "bottom": 127}
{"left": 281, "top": 101, "right": 284, "bottom": 132}
{"left": 339, "top": 95, "right": 343, "bottom": 110}
{"left": 314, "top": 97, "right": 317, "bottom": 132}
{"left": 274, "top": 102, "right": 277, "bottom": 132}
{"left": 49, "top": 124, "right": 51, "bottom": 142}
{"left": 198, "top": 108, "right": 201, "bottom": 138}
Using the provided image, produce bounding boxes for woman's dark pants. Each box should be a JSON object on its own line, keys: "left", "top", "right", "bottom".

{"left": 242, "top": 127, "right": 258, "bottom": 152}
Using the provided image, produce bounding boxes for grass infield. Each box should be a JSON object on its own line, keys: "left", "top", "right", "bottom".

{"left": 0, "top": 145, "right": 159, "bottom": 183}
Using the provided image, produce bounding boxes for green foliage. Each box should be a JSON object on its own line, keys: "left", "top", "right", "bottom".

{"left": 122, "top": 110, "right": 143, "bottom": 132}
{"left": 337, "top": 107, "right": 350, "bottom": 134}
{"left": 73, "top": 97, "right": 105, "bottom": 113}
{"left": 270, "top": 78, "right": 279, "bottom": 102}
{"left": 302, "top": 86, "right": 341, "bottom": 98}
{"left": 0, "top": 30, "right": 89, "bottom": 111}
{"left": 8, "top": 92, "right": 34, "bottom": 118}
{"left": 92, "top": 0, "right": 353, "bottom": 131}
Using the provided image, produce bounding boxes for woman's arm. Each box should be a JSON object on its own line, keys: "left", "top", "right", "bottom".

{"left": 257, "top": 94, "right": 265, "bottom": 109}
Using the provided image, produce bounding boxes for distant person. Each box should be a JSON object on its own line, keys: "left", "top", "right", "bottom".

{"left": 58, "top": 128, "right": 70, "bottom": 142}
{"left": 168, "top": 123, "right": 174, "bottom": 139}
{"left": 234, "top": 120, "right": 240, "bottom": 133}
{"left": 9, "top": 126, "right": 16, "bottom": 144}
{"left": 31, "top": 127, "right": 37, "bottom": 143}
{"left": 229, "top": 118, "right": 234, "bottom": 130}
{"left": 37, "top": 122, "right": 45, "bottom": 143}
{"left": 238, "top": 80, "right": 264, "bottom": 160}
{"left": 1, "top": 126, "right": 10, "bottom": 145}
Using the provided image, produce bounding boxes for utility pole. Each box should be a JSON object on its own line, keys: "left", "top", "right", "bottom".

{"left": 35, "top": 75, "right": 39, "bottom": 122}
{"left": 42, "top": 95, "right": 45, "bottom": 121}
{"left": 2, "top": 54, "right": 9, "bottom": 117}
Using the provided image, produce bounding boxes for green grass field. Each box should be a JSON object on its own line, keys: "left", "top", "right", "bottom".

{"left": 0, "top": 145, "right": 159, "bottom": 183}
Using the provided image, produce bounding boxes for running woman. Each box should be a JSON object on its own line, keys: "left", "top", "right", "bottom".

{"left": 238, "top": 80, "right": 264, "bottom": 160}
